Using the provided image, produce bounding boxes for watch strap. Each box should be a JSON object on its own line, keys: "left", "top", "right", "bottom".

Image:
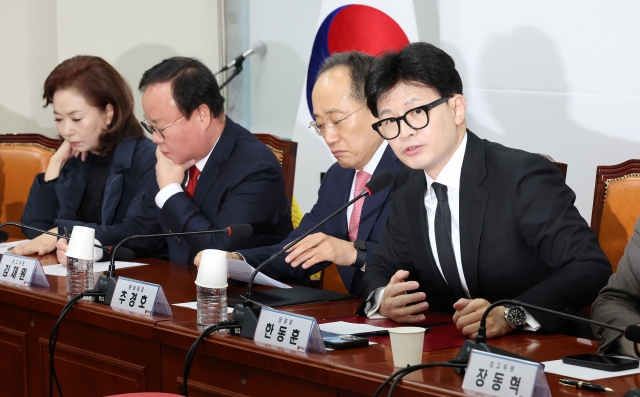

{"left": 352, "top": 240, "right": 367, "bottom": 268}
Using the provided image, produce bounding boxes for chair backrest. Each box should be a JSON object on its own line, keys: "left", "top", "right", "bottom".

{"left": 0, "top": 134, "right": 61, "bottom": 238}
{"left": 254, "top": 134, "right": 297, "bottom": 202}
{"left": 590, "top": 159, "right": 640, "bottom": 272}
{"left": 538, "top": 153, "right": 568, "bottom": 179}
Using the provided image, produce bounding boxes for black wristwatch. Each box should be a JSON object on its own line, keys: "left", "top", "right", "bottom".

{"left": 351, "top": 239, "right": 367, "bottom": 268}
{"left": 503, "top": 304, "right": 527, "bottom": 328}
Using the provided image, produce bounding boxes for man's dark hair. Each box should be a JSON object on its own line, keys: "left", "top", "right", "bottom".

{"left": 318, "top": 52, "right": 375, "bottom": 104}
{"left": 365, "top": 42, "right": 463, "bottom": 118}
{"left": 139, "top": 57, "right": 225, "bottom": 119}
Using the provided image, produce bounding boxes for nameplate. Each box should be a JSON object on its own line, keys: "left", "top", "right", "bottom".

{"left": 254, "top": 307, "right": 326, "bottom": 353}
{"left": 462, "top": 350, "right": 550, "bottom": 397}
{"left": 110, "top": 277, "right": 172, "bottom": 316}
{"left": 0, "top": 254, "right": 50, "bottom": 288}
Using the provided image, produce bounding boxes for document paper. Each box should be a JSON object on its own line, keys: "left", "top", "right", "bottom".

{"left": 227, "top": 258, "right": 290, "bottom": 288}
{"left": 43, "top": 261, "right": 148, "bottom": 276}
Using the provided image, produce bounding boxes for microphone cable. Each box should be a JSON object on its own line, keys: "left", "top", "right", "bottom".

{"left": 48, "top": 290, "right": 105, "bottom": 397}
{"left": 372, "top": 361, "right": 467, "bottom": 397}
{"left": 181, "top": 319, "right": 240, "bottom": 397}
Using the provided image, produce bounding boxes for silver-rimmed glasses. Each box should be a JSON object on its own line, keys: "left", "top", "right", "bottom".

{"left": 308, "top": 105, "right": 365, "bottom": 136}
{"left": 141, "top": 115, "right": 185, "bottom": 139}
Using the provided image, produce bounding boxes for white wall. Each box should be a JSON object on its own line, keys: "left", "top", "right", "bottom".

{"left": 438, "top": 0, "right": 640, "bottom": 221}
{"left": 0, "top": 0, "right": 58, "bottom": 136}
{"left": 0, "top": 0, "right": 224, "bottom": 137}
{"left": 248, "top": 0, "right": 323, "bottom": 139}
{"left": 246, "top": 0, "right": 638, "bottom": 220}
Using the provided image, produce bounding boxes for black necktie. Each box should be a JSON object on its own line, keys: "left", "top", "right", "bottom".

{"left": 431, "top": 182, "right": 466, "bottom": 300}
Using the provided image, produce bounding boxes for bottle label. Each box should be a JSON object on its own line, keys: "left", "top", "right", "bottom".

{"left": 0, "top": 253, "right": 49, "bottom": 288}
{"left": 110, "top": 276, "right": 172, "bottom": 316}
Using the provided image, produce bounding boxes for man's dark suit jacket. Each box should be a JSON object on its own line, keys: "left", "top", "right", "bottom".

{"left": 359, "top": 130, "right": 611, "bottom": 336}
{"left": 591, "top": 216, "right": 640, "bottom": 356}
{"left": 22, "top": 134, "right": 156, "bottom": 244}
{"left": 124, "top": 117, "right": 293, "bottom": 264}
{"left": 238, "top": 145, "right": 404, "bottom": 295}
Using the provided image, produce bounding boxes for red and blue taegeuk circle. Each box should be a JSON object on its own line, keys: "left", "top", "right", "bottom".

{"left": 306, "top": 4, "right": 410, "bottom": 116}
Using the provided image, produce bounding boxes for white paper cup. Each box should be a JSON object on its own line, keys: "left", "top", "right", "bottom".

{"left": 388, "top": 327, "right": 426, "bottom": 367}
{"left": 66, "top": 226, "right": 95, "bottom": 261}
{"left": 195, "top": 249, "right": 228, "bottom": 288}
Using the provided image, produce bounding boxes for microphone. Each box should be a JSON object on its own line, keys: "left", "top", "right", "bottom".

{"left": 231, "top": 170, "right": 394, "bottom": 339}
{"left": 94, "top": 224, "right": 253, "bottom": 305}
{"left": 452, "top": 299, "right": 640, "bottom": 375}
{"left": 216, "top": 41, "right": 267, "bottom": 74}
{"left": 0, "top": 222, "right": 135, "bottom": 260}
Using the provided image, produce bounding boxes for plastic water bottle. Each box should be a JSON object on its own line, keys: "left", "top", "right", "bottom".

{"left": 197, "top": 285, "right": 227, "bottom": 326}
{"left": 195, "top": 249, "right": 229, "bottom": 327}
{"left": 66, "top": 257, "right": 94, "bottom": 297}
{"left": 65, "top": 226, "right": 96, "bottom": 300}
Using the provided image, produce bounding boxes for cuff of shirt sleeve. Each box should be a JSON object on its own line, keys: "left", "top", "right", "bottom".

{"left": 94, "top": 239, "right": 104, "bottom": 262}
{"left": 521, "top": 308, "right": 541, "bottom": 331}
{"left": 155, "top": 183, "right": 183, "bottom": 209}
{"left": 364, "top": 287, "right": 386, "bottom": 319}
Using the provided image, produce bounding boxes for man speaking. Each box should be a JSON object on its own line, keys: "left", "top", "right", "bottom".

{"left": 359, "top": 43, "right": 611, "bottom": 339}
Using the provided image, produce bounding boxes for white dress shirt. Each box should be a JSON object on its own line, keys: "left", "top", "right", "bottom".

{"left": 155, "top": 140, "right": 218, "bottom": 209}
{"left": 424, "top": 133, "right": 469, "bottom": 296}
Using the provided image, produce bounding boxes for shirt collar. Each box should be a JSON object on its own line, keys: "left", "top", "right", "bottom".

{"left": 194, "top": 137, "right": 219, "bottom": 172}
{"left": 360, "top": 140, "right": 388, "bottom": 175}
{"left": 425, "top": 132, "right": 467, "bottom": 196}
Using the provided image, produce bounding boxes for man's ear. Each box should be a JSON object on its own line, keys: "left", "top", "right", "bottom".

{"left": 197, "top": 103, "right": 212, "bottom": 129}
{"left": 452, "top": 95, "right": 466, "bottom": 126}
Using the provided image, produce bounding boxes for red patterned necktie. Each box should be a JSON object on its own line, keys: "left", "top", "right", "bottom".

{"left": 185, "top": 165, "right": 201, "bottom": 199}
{"left": 348, "top": 170, "right": 371, "bottom": 242}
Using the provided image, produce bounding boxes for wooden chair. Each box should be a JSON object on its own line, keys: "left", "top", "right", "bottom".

{"left": 0, "top": 133, "right": 61, "bottom": 238}
{"left": 590, "top": 159, "right": 640, "bottom": 272}
{"left": 538, "top": 153, "right": 568, "bottom": 178}
{"left": 254, "top": 134, "right": 297, "bottom": 203}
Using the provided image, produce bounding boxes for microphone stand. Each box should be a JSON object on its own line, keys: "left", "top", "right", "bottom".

{"left": 219, "top": 65, "right": 243, "bottom": 90}
{"left": 96, "top": 226, "right": 243, "bottom": 305}
{"left": 217, "top": 55, "right": 245, "bottom": 90}
{"left": 452, "top": 299, "right": 640, "bottom": 374}
{"left": 231, "top": 170, "right": 394, "bottom": 339}
{"left": 0, "top": 221, "right": 123, "bottom": 255}
{"left": 232, "top": 190, "right": 370, "bottom": 339}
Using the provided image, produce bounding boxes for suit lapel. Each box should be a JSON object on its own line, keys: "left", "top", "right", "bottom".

{"left": 357, "top": 145, "right": 401, "bottom": 241}
{"left": 192, "top": 118, "right": 236, "bottom": 205}
{"left": 458, "top": 131, "right": 488, "bottom": 298}
{"left": 333, "top": 166, "right": 356, "bottom": 292}
{"left": 56, "top": 158, "right": 90, "bottom": 219}
{"left": 102, "top": 137, "right": 136, "bottom": 225}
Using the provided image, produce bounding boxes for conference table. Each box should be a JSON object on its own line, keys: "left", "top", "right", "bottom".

{"left": 0, "top": 255, "right": 637, "bottom": 397}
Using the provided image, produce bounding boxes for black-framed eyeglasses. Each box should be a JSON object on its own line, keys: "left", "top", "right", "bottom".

{"left": 308, "top": 105, "right": 365, "bottom": 136}
{"left": 141, "top": 115, "right": 185, "bottom": 139}
{"left": 371, "top": 96, "right": 451, "bottom": 140}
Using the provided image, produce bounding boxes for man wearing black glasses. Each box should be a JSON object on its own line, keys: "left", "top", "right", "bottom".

{"left": 197, "top": 52, "right": 404, "bottom": 295}
{"left": 358, "top": 43, "right": 611, "bottom": 340}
